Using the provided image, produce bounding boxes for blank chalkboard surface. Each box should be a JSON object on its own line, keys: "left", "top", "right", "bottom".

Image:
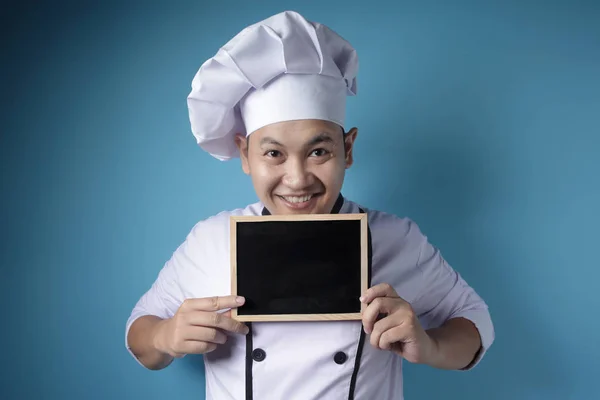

{"left": 230, "top": 213, "right": 368, "bottom": 322}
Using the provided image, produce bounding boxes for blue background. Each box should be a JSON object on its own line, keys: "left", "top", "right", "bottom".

{"left": 2, "top": 1, "right": 599, "bottom": 399}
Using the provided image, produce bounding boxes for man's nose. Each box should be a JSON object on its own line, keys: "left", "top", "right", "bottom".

{"left": 282, "top": 159, "right": 312, "bottom": 189}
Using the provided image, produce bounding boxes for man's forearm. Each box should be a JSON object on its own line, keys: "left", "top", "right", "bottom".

{"left": 425, "top": 317, "right": 482, "bottom": 370}
{"left": 127, "top": 315, "right": 174, "bottom": 370}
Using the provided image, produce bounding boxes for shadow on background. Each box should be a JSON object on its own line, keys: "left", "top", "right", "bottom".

{"left": 395, "top": 134, "right": 564, "bottom": 399}
{"left": 181, "top": 354, "right": 206, "bottom": 376}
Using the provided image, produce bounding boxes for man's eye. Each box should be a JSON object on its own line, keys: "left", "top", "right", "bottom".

{"left": 265, "top": 150, "right": 281, "bottom": 157}
{"left": 311, "top": 149, "right": 329, "bottom": 157}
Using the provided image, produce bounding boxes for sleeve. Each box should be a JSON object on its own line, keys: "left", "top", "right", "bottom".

{"left": 124, "top": 224, "right": 207, "bottom": 366}
{"left": 408, "top": 222, "right": 495, "bottom": 370}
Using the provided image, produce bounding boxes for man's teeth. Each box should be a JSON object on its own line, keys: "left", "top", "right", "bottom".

{"left": 282, "top": 195, "right": 313, "bottom": 203}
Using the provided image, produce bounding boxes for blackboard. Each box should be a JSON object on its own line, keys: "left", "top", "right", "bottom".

{"left": 230, "top": 213, "right": 368, "bottom": 322}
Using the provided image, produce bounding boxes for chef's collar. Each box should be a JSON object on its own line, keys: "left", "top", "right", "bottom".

{"left": 261, "top": 193, "right": 345, "bottom": 216}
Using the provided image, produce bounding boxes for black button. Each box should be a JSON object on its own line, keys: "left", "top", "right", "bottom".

{"left": 334, "top": 351, "right": 347, "bottom": 364}
{"left": 252, "top": 348, "right": 266, "bottom": 362}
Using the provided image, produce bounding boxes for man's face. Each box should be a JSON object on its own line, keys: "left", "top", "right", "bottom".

{"left": 235, "top": 119, "right": 358, "bottom": 215}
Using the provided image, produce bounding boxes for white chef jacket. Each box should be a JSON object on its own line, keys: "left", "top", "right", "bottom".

{"left": 125, "top": 196, "right": 494, "bottom": 400}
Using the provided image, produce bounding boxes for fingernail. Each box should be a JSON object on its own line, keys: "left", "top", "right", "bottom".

{"left": 236, "top": 296, "right": 245, "bottom": 304}
{"left": 359, "top": 296, "right": 365, "bottom": 302}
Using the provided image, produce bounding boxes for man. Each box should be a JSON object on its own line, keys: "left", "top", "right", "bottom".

{"left": 125, "top": 10, "right": 494, "bottom": 400}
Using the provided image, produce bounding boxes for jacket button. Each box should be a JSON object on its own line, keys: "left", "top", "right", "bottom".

{"left": 252, "top": 348, "right": 266, "bottom": 362}
{"left": 334, "top": 351, "right": 347, "bottom": 364}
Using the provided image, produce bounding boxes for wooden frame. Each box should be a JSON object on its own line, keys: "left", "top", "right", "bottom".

{"left": 230, "top": 213, "right": 368, "bottom": 322}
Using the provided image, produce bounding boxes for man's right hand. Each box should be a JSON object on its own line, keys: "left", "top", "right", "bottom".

{"left": 152, "top": 295, "right": 249, "bottom": 358}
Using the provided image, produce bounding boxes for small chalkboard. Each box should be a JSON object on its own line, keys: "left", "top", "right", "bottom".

{"left": 230, "top": 213, "right": 368, "bottom": 322}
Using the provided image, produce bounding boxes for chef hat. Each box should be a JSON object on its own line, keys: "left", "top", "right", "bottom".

{"left": 186, "top": 10, "right": 358, "bottom": 161}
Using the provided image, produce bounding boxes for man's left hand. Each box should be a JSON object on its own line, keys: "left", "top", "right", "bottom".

{"left": 360, "top": 283, "right": 439, "bottom": 365}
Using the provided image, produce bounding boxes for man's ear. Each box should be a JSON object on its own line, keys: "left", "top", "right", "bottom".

{"left": 234, "top": 133, "right": 250, "bottom": 175}
{"left": 343, "top": 127, "right": 358, "bottom": 169}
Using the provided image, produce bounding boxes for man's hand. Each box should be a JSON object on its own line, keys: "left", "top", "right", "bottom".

{"left": 152, "top": 295, "right": 250, "bottom": 358}
{"left": 361, "top": 283, "right": 439, "bottom": 365}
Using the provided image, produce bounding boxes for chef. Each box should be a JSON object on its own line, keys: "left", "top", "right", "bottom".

{"left": 125, "top": 10, "right": 495, "bottom": 400}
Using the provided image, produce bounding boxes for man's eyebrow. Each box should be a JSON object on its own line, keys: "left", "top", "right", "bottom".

{"left": 259, "top": 137, "right": 283, "bottom": 147}
{"left": 259, "top": 133, "right": 336, "bottom": 147}
{"left": 306, "top": 132, "right": 335, "bottom": 146}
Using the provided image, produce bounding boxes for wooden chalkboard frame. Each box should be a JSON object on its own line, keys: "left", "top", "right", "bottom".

{"left": 230, "top": 213, "right": 368, "bottom": 322}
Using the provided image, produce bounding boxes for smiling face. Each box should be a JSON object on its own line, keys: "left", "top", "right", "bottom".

{"left": 234, "top": 119, "right": 358, "bottom": 215}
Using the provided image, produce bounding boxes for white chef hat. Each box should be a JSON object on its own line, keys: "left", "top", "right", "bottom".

{"left": 186, "top": 10, "right": 359, "bottom": 161}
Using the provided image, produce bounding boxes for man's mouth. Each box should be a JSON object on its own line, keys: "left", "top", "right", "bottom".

{"left": 276, "top": 193, "right": 321, "bottom": 210}
{"left": 279, "top": 194, "right": 315, "bottom": 203}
